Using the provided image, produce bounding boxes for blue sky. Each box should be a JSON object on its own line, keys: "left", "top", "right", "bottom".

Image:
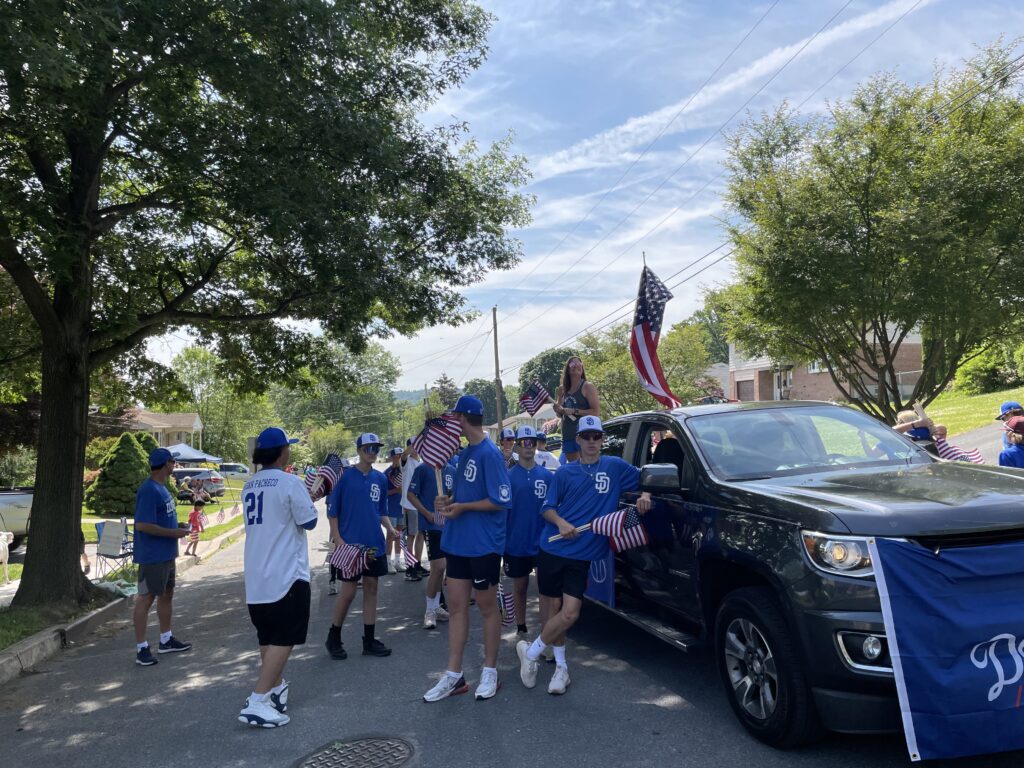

{"left": 146, "top": 0, "right": 1023, "bottom": 392}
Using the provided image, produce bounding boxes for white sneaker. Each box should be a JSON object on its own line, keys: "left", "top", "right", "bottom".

{"left": 474, "top": 668, "right": 500, "bottom": 700}
{"left": 516, "top": 640, "right": 538, "bottom": 689}
{"left": 423, "top": 673, "right": 469, "bottom": 702}
{"left": 238, "top": 698, "right": 290, "bottom": 728}
{"left": 423, "top": 610, "right": 437, "bottom": 630}
{"left": 548, "top": 665, "right": 570, "bottom": 695}
{"left": 388, "top": 561, "right": 397, "bottom": 574}
{"left": 395, "top": 560, "right": 406, "bottom": 572}
{"left": 269, "top": 680, "right": 288, "bottom": 713}
{"left": 434, "top": 605, "right": 450, "bottom": 622}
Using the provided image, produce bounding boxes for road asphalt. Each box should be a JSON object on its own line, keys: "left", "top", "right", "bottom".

{"left": 1, "top": 515, "right": 1022, "bottom": 768}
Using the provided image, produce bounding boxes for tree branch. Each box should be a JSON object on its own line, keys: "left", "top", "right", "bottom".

{"left": 0, "top": 214, "right": 59, "bottom": 340}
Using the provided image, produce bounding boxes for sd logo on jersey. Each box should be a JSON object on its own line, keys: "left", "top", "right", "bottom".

{"left": 369, "top": 483, "right": 381, "bottom": 503}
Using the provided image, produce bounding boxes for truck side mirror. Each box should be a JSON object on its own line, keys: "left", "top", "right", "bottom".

{"left": 640, "top": 463, "right": 682, "bottom": 493}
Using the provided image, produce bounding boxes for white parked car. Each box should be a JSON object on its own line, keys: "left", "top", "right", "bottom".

{"left": 218, "top": 463, "right": 251, "bottom": 482}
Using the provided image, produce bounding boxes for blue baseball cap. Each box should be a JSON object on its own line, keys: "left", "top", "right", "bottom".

{"left": 536, "top": 431, "right": 547, "bottom": 440}
{"left": 996, "top": 401, "right": 1023, "bottom": 421}
{"left": 256, "top": 427, "right": 299, "bottom": 449}
{"left": 516, "top": 425, "right": 538, "bottom": 440}
{"left": 356, "top": 433, "right": 383, "bottom": 448}
{"left": 577, "top": 415, "right": 604, "bottom": 434}
{"left": 452, "top": 394, "right": 484, "bottom": 416}
{"left": 149, "top": 448, "right": 175, "bottom": 468}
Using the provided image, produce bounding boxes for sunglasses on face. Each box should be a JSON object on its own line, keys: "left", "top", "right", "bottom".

{"left": 361, "top": 445, "right": 381, "bottom": 454}
{"left": 578, "top": 432, "right": 604, "bottom": 442}
{"left": 518, "top": 439, "right": 536, "bottom": 447}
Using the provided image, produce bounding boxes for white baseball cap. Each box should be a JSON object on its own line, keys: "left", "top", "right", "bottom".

{"left": 577, "top": 415, "right": 604, "bottom": 434}
{"left": 516, "top": 425, "right": 538, "bottom": 440}
{"left": 356, "top": 433, "right": 383, "bottom": 448}
{"left": 500, "top": 427, "right": 516, "bottom": 440}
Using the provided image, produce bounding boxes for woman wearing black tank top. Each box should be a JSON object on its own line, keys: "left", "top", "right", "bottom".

{"left": 552, "top": 356, "right": 601, "bottom": 462}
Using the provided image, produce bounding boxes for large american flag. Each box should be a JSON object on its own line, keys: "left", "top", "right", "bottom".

{"left": 630, "top": 266, "right": 681, "bottom": 409}
{"left": 412, "top": 414, "right": 462, "bottom": 469}
{"left": 318, "top": 453, "right": 345, "bottom": 491}
{"left": 519, "top": 380, "right": 552, "bottom": 416}
{"left": 935, "top": 437, "right": 984, "bottom": 464}
{"left": 328, "top": 543, "right": 375, "bottom": 579}
{"left": 591, "top": 504, "right": 649, "bottom": 552}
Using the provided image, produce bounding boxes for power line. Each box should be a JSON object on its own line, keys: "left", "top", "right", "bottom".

{"left": 455, "top": 329, "right": 493, "bottom": 386}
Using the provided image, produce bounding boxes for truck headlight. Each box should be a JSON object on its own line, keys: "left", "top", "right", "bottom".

{"left": 801, "top": 531, "right": 874, "bottom": 578}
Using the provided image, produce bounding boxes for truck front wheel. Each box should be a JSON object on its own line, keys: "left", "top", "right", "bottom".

{"left": 715, "top": 586, "right": 820, "bottom": 748}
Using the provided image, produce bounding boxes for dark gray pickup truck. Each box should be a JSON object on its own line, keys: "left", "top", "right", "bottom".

{"left": 598, "top": 401, "right": 1022, "bottom": 747}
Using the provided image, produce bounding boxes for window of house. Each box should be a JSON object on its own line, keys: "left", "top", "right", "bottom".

{"left": 807, "top": 361, "right": 825, "bottom": 374}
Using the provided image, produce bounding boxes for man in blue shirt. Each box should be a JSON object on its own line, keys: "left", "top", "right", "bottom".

{"left": 516, "top": 415, "right": 650, "bottom": 695}
{"left": 505, "top": 425, "right": 552, "bottom": 638}
{"left": 407, "top": 460, "right": 455, "bottom": 629}
{"left": 324, "top": 434, "right": 399, "bottom": 660}
{"left": 132, "top": 448, "right": 191, "bottom": 667}
{"left": 423, "top": 395, "right": 511, "bottom": 703}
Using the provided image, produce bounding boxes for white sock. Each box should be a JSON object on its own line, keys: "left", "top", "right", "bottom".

{"left": 482, "top": 666, "right": 497, "bottom": 677}
{"left": 527, "top": 636, "right": 547, "bottom": 661}
{"left": 159, "top": 631, "right": 172, "bottom": 644}
{"left": 136, "top": 641, "right": 148, "bottom": 651}
{"left": 427, "top": 594, "right": 440, "bottom": 611}
{"left": 271, "top": 680, "right": 287, "bottom": 694}
{"left": 553, "top": 645, "right": 567, "bottom": 666}
{"left": 249, "top": 691, "right": 267, "bottom": 703}
{"left": 446, "top": 669, "right": 462, "bottom": 680}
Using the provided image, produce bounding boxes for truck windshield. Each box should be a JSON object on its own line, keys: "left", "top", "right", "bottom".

{"left": 685, "top": 406, "right": 932, "bottom": 481}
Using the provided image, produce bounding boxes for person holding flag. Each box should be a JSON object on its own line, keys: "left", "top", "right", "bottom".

{"left": 324, "top": 434, "right": 399, "bottom": 661}
{"left": 505, "top": 425, "right": 552, "bottom": 638}
{"left": 383, "top": 447, "right": 405, "bottom": 574}
{"left": 552, "top": 356, "right": 601, "bottom": 462}
{"left": 406, "top": 459, "right": 454, "bottom": 629}
{"left": 516, "top": 415, "right": 650, "bottom": 695}
{"left": 423, "top": 395, "right": 512, "bottom": 703}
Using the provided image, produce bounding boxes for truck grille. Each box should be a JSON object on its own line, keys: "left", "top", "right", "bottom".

{"left": 913, "top": 527, "right": 1024, "bottom": 550}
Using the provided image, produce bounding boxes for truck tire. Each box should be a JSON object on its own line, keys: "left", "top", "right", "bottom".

{"left": 715, "top": 586, "right": 820, "bottom": 748}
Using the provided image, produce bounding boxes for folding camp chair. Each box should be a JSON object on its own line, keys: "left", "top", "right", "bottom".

{"left": 94, "top": 517, "right": 134, "bottom": 579}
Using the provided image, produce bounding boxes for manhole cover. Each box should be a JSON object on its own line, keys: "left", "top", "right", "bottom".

{"left": 296, "top": 737, "right": 413, "bottom": 768}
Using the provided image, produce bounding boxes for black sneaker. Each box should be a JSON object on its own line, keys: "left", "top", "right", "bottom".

{"left": 157, "top": 636, "right": 192, "bottom": 654}
{"left": 403, "top": 570, "right": 422, "bottom": 582}
{"left": 136, "top": 647, "right": 158, "bottom": 666}
{"left": 413, "top": 563, "right": 428, "bottom": 576}
{"left": 325, "top": 635, "right": 347, "bottom": 660}
{"left": 362, "top": 638, "right": 392, "bottom": 657}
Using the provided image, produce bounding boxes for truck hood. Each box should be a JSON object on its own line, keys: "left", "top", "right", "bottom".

{"left": 740, "top": 462, "right": 1024, "bottom": 537}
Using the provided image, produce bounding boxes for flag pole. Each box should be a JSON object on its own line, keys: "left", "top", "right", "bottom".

{"left": 493, "top": 305, "right": 504, "bottom": 430}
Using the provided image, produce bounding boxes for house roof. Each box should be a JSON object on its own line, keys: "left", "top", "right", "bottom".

{"left": 129, "top": 409, "right": 203, "bottom": 432}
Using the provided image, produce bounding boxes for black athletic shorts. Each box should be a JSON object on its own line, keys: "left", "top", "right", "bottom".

{"left": 536, "top": 550, "right": 589, "bottom": 600}
{"left": 339, "top": 552, "right": 389, "bottom": 582}
{"left": 503, "top": 554, "right": 537, "bottom": 579}
{"left": 248, "top": 579, "right": 311, "bottom": 647}
{"left": 137, "top": 560, "right": 176, "bottom": 597}
{"left": 445, "top": 553, "right": 501, "bottom": 589}
{"left": 425, "top": 530, "right": 447, "bottom": 562}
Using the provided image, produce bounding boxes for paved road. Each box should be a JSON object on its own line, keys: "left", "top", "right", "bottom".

{"left": 1, "top": 530, "right": 1021, "bottom": 767}
{"left": 948, "top": 421, "right": 1005, "bottom": 464}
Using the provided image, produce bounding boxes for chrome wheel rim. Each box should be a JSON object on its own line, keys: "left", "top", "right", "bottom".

{"left": 724, "top": 617, "right": 778, "bottom": 720}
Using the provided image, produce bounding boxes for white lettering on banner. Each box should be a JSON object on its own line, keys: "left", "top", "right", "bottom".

{"left": 970, "top": 633, "right": 1024, "bottom": 702}
{"left": 534, "top": 480, "right": 547, "bottom": 499}
{"left": 464, "top": 460, "right": 477, "bottom": 483}
{"left": 369, "top": 484, "right": 381, "bottom": 503}
{"left": 594, "top": 472, "right": 610, "bottom": 494}
{"left": 589, "top": 559, "right": 607, "bottom": 584}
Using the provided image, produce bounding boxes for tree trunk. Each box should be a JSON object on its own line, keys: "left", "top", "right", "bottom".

{"left": 12, "top": 332, "right": 98, "bottom": 609}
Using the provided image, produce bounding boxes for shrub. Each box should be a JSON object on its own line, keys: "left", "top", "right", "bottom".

{"left": 0, "top": 447, "right": 36, "bottom": 487}
{"left": 84, "top": 436, "right": 118, "bottom": 471}
{"left": 954, "top": 345, "right": 1021, "bottom": 395}
{"left": 84, "top": 433, "right": 150, "bottom": 516}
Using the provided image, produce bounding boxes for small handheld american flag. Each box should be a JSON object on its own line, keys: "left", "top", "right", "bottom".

{"left": 400, "top": 536, "right": 419, "bottom": 568}
{"left": 935, "top": 437, "right": 984, "bottom": 464}
{"left": 519, "top": 380, "right": 552, "bottom": 416}
{"left": 328, "top": 543, "right": 376, "bottom": 579}
{"left": 496, "top": 582, "right": 516, "bottom": 626}
{"left": 199, "top": 511, "right": 210, "bottom": 528}
{"left": 216, "top": 508, "right": 225, "bottom": 524}
{"left": 412, "top": 414, "right": 462, "bottom": 469}
{"left": 389, "top": 467, "right": 402, "bottom": 488}
{"left": 592, "top": 504, "right": 649, "bottom": 552}
{"left": 431, "top": 507, "right": 445, "bottom": 527}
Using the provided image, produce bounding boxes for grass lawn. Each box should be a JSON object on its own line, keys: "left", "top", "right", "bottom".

{"left": 199, "top": 513, "right": 244, "bottom": 541}
{"left": 3, "top": 563, "right": 23, "bottom": 581}
{"left": 0, "top": 594, "right": 115, "bottom": 651}
{"left": 925, "top": 385, "right": 1024, "bottom": 437}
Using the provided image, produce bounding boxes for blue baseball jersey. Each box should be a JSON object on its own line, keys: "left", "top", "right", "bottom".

{"left": 998, "top": 444, "right": 1024, "bottom": 468}
{"left": 506, "top": 463, "right": 552, "bottom": 557}
{"left": 327, "top": 466, "right": 388, "bottom": 554}
{"left": 408, "top": 462, "right": 456, "bottom": 533}
{"left": 540, "top": 456, "right": 641, "bottom": 561}
{"left": 441, "top": 437, "right": 510, "bottom": 557}
{"left": 384, "top": 465, "right": 403, "bottom": 518}
{"left": 133, "top": 478, "right": 179, "bottom": 564}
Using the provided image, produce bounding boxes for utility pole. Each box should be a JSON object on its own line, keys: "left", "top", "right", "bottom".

{"left": 493, "top": 306, "right": 503, "bottom": 428}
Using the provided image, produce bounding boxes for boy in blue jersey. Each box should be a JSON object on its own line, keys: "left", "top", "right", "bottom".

{"left": 516, "top": 416, "right": 650, "bottom": 695}
{"left": 423, "top": 395, "right": 511, "bottom": 703}
{"left": 505, "top": 425, "right": 552, "bottom": 637}
{"left": 407, "top": 460, "right": 454, "bottom": 629}
{"left": 324, "top": 434, "right": 399, "bottom": 660}
{"left": 132, "top": 448, "right": 191, "bottom": 667}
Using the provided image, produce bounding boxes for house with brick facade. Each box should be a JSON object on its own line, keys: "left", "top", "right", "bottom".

{"left": 728, "top": 339, "right": 923, "bottom": 404}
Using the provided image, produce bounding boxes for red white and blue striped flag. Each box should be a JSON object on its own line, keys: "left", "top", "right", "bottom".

{"left": 519, "top": 380, "right": 552, "bottom": 416}
{"left": 591, "top": 504, "right": 649, "bottom": 553}
{"left": 630, "top": 266, "right": 681, "bottom": 409}
{"left": 496, "top": 582, "right": 516, "bottom": 626}
{"left": 935, "top": 438, "right": 984, "bottom": 464}
{"left": 413, "top": 414, "right": 462, "bottom": 469}
{"left": 328, "top": 543, "right": 375, "bottom": 579}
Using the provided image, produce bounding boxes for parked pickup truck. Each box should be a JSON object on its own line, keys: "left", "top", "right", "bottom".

{"left": 599, "top": 401, "right": 1024, "bottom": 748}
{"left": 0, "top": 487, "right": 32, "bottom": 550}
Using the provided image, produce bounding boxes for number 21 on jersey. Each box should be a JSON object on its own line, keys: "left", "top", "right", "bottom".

{"left": 244, "top": 491, "right": 264, "bottom": 525}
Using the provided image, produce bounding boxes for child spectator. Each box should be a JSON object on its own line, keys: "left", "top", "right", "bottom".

{"left": 184, "top": 500, "right": 205, "bottom": 557}
{"left": 999, "top": 417, "right": 1024, "bottom": 468}
{"left": 893, "top": 410, "right": 932, "bottom": 441}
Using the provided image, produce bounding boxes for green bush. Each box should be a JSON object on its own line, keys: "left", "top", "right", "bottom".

{"left": 84, "top": 432, "right": 150, "bottom": 516}
{"left": 134, "top": 431, "right": 160, "bottom": 456}
{"left": 0, "top": 446, "right": 36, "bottom": 487}
{"left": 85, "top": 436, "right": 118, "bottom": 470}
{"left": 954, "top": 345, "right": 1021, "bottom": 395}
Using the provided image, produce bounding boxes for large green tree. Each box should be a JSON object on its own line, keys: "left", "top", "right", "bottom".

{"left": 463, "top": 377, "right": 509, "bottom": 425}
{"left": 1, "top": 1, "right": 530, "bottom": 608}
{"left": 722, "top": 44, "right": 1024, "bottom": 422}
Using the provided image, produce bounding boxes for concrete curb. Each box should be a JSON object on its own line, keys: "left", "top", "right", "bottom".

{"left": 0, "top": 517, "right": 245, "bottom": 687}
